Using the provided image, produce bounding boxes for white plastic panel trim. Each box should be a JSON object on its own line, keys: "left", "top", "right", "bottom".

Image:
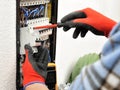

{"left": 27, "top": 17, "right": 49, "bottom": 26}
{"left": 20, "top": 17, "right": 52, "bottom": 54}
{"left": 39, "top": 29, "right": 52, "bottom": 37}
{"left": 20, "top": 0, "right": 50, "bottom": 6}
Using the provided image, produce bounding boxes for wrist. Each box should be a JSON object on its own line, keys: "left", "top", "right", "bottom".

{"left": 23, "top": 72, "right": 45, "bottom": 86}
{"left": 105, "top": 22, "right": 117, "bottom": 37}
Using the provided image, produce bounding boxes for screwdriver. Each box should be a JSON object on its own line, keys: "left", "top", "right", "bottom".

{"left": 33, "top": 23, "right": 63, "bottom": 30}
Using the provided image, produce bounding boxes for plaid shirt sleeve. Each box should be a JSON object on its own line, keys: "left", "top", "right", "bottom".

{"left": 69, "top": 22, "right": 120, "bottom": 90}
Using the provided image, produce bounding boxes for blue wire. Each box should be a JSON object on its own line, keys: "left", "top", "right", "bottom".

{"left": 29, "top": 8, "right": 39, "bottom": 18}
{"left": 21, "top": 7, "right": 29, "bottom": 18}
{"left": 21, "top": 7, "right": 29, "bottom": 26}
{"left": 21, "top": 5, "right": 45, "bottom": 20}
{"left": 38, "top": 5, "right": 45, "bottom": 16}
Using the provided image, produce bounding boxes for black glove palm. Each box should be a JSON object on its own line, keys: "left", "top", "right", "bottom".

{"left": 25, "top": 45, "right": 49, "bottom": 79}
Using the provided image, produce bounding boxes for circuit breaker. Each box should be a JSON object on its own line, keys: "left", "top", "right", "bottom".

{"left": 16, "top": 0, "right": 58, "bottom": 90}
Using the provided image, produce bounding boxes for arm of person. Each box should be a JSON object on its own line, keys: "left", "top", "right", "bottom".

{"left": 69, "top": 22, "right": 120, "bottom": 90}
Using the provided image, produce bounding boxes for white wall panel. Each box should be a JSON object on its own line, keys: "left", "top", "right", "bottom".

{"left": 0, "top": 0, "right": 16, "bottom": 90}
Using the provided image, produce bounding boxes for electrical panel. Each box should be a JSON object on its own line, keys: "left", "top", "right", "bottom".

{"left": 16, "top": 0, "right": 58, "bottom": 90}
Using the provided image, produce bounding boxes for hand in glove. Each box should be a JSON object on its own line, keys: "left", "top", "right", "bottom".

{"left": 58, "top": 8, "right": 117, "bottom": 38}
{"left": 22, "top": 44, "right": 49, "bottom": 88}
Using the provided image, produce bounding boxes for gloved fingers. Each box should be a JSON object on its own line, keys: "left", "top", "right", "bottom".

{"left": 37, "top": 46, "right": 49, "bottom": 63}
{"left": 23, "top": 45, "right": 34, "bottom": 72}
{"left": 61, "top": 11, "right": 86, "bottom": 23}
{"left": 24, "top": 44, "right": 33, "bottom": 55}
{"left": 58, "top": 20, "right": 96, "bottom": 37}
{"left": 57, "top": 22, "right": 71, "bottom": 32}
{"left": 71, "top": 21, "right": 104, "bottom": 36}
{"left": 43, "top": 49, "right": 49, "bottom": 65}
{"left": 73, "top": 27, "right": 88, "bottom": 38}
{"left": 58, "top": 21, "right": 90, "bottom": 38}
{"left": 73, "top": 28, "right": 81, "bottom": 39}
{"left": 63, "top": 26, "right": 71, "bottom": 32}
{"left": 80, "top": 29, "right": 88, "bottom": 37}
{"left": 78, "top": 23, "right": 104, "bottom": 35}
{"left": 58, "top": 21, "right": 78, "bottom": 31}
{"left": 23, "top": 44, "right": 34, "bottom": 65}
{"left": 40, "top": 48, "right": 49, "bottom": 65}
{"left": 36, "top": 47, "right": 49, "bottom": 71}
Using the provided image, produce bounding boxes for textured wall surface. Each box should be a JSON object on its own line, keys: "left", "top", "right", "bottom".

{"left": 0, "top": 0, "right": 16, "bottom": 90}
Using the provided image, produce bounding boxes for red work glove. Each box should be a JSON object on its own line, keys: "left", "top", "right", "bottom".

{"left": 22, "top": 44, "right": 49, "bottom": 88}
{"left": 58, "top": 8, "right": 117, "bottom": 38}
